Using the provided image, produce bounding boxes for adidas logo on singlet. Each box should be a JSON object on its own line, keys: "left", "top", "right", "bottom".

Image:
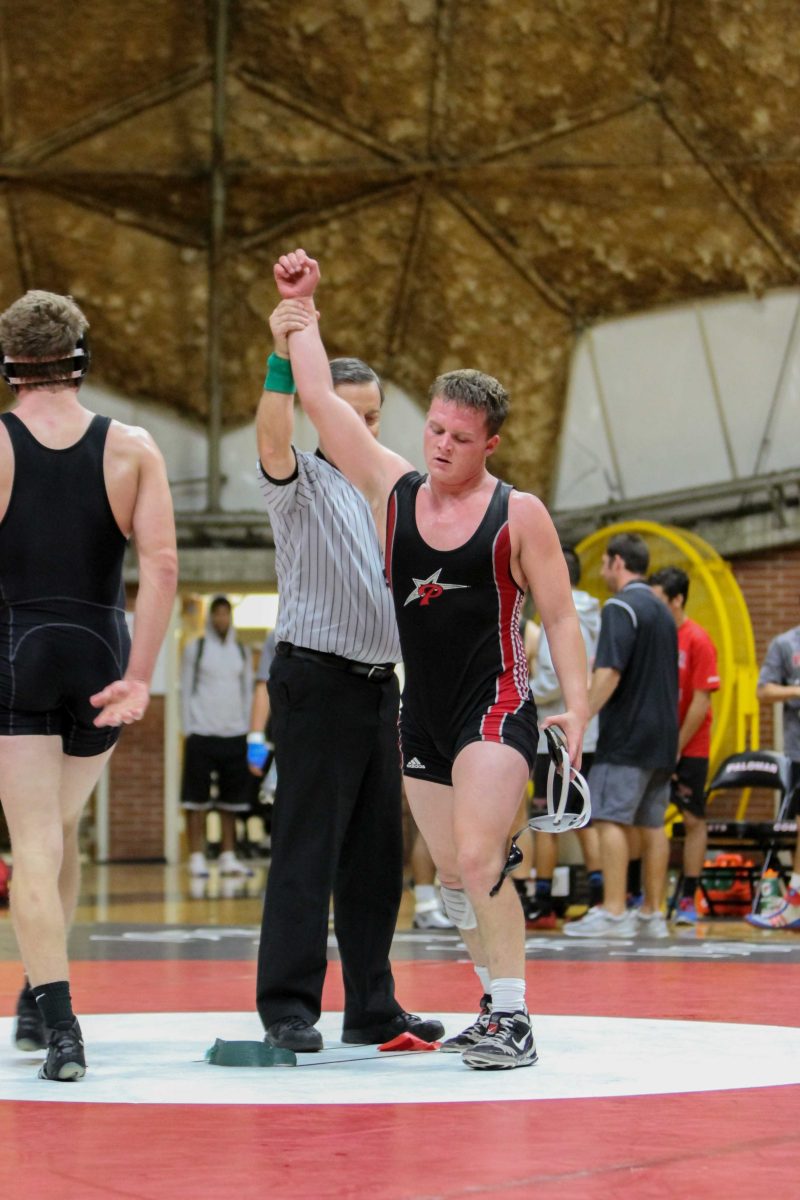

{"left": 406, "top": 757, "right": 426, "bottom": 770}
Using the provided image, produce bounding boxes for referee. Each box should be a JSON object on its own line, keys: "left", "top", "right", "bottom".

{"left": 254, "top": 298, "right": 443, "bottom": 1051}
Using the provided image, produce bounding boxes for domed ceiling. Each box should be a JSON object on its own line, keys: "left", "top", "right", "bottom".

{"left": 1, "top": 0, "right": 798, "bottom": 498}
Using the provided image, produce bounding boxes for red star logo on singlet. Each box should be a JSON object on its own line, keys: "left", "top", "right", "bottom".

{"left": 403, "top": 568, "right": 469, "bottom": 607}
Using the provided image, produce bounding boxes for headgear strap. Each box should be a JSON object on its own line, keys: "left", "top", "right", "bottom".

{"left": 1, "top": 335, "right": 91, "bottom": 386}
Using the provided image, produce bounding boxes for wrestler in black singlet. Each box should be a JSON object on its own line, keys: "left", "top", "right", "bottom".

{"left": 0, "top": 412, "right": 131, "bottom": 755}
{"left": 385, "top": 471, "right": 538, "bottom": 786}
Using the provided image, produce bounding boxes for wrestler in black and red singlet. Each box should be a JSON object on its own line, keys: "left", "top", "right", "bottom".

{"left": 0, "top": 412, "right": 130, "bottom": 755}
{"left": 385, "top": 471, "right": 538, "bottom": 785}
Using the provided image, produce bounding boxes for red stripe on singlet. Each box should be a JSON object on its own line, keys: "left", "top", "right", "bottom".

{"left": 480, "top": 522, "right": 526, "bottom": 742}
{"left": 384, "top": 490, "right": 398, "bottom": 592}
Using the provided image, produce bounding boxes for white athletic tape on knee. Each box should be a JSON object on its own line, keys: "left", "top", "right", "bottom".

{"left": 440, "top": 885, "right": 478, "bottom": 930}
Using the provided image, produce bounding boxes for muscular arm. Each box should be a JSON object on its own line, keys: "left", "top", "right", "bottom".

{"left": 276, "top": 250, "right": 410, "bottom": 507}
{"left": 257, "top": 379, "right": 296, "bottom": 481}
{"left": 92, "top": 432, "right": 178, "bottom": 726}
{"left": 126, "top": 437, "right": 178, "bottom": 684}
{"left": 513, "top": 493, "right": 589, "bottom": 764}
{"left": 257, "top": 301, "right": 308, "bottom": 480}
{"left": 678, "top": 689, "right": 712, "bottom": 755}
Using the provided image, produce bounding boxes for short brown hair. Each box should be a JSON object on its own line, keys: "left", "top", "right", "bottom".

{"left": 0, "top": 290, "right": 88, "bottom": 391}
{"left": 428, "top": 368, "right": 509, "bottom": 436}
{"left": 607, "top": 532, "right": 649, "bottom": 575}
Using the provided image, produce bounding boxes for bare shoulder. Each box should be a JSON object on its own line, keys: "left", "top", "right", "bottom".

{"left": 107, "top": 418, "right": 158, "bottom": 450}
{"left": 381, "top": 447, "right": 415, "bottom": 492}
{"left": 508, "top": 488, "right": 562, "bottom": 585}
{"left": 508, "top": 488, "right": 553, "bottom": 533}
{"left": 356, "top": 444, "right": 413, "bottom": 511}
{"left": 100, "top": 421, "right": 170, "bottom": 537}
{"left": 106, "top": 419, "right": 164, "bottom": 467}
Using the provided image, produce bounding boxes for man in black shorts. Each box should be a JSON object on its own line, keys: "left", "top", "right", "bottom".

{"left": 0, "top": 291, "right": 177, "bottom": 1080}
{"left": 649, "top": 567, "right": 720, "bottom": 924}
{"left": 180, "top": 595, "right": 255, "bottom": 879}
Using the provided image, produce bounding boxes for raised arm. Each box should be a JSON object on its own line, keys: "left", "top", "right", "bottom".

{"left": 92, "top": 432, "right": 178, "bottom": 726}
{"left": 275, "top": 249, "right": 410, "bottom": 505}
{"left": 512, "top": 493, "right": 589, "bottom": 765}
{"left": 257, "top": 300, "right": 313, "bottom": 479}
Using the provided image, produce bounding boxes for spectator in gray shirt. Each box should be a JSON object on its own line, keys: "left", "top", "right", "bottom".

{"left": 180, "top": 595, "right": 254, "bottom": 879}
{"left": 748, "top": 608, "right": 800, "bottom": 929}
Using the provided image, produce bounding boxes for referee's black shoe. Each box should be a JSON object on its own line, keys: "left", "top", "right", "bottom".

{"left": 265, "top": 1016, "right": 323, "bottom": 1052}
{"left": 341, "top": 1011, "right": 444, "bottom": 1045}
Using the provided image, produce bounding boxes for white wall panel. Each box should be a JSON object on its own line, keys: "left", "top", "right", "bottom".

{"left": 554, "top": 289, "right": 800, "bottom": 511}
{"left": 552, "top": 338, "right": 618, "bottom": 509}
{"left": 699, "top": 292, "right": 799, "bottom": 476}
{"left": 591, "top": 308, "right": 731, "bottom": 497}
{"left": 763, "top": 344, "right": 800, "bottom": 474}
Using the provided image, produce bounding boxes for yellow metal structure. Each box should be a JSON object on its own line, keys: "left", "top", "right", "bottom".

{"left": 576, "top": 522, "right": 760, "bottom": 811}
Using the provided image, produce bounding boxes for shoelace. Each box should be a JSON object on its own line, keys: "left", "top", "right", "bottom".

{"left": 281, "top": 1016, "right": 312, "bottom": 1031}
{"left": 50, "top": 1024, "right": 83, "bottom": 1058}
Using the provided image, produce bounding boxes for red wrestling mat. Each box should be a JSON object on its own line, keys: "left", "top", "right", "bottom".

{"left": 0, "top": 1087, "right": 797, "bottom": 1199}
{"left": 1, "top": 957, "right": 798, "bottom": 1199}
{"left": 3, "top": 957, "right": 799, "bottom": 1025}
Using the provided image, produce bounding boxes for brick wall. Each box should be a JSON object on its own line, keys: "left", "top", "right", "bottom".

{"left": 731, "top": 543, "right": 800, "bottom": 749}
{"left": 107, "top": 696, "right": 165, "bottom": 860}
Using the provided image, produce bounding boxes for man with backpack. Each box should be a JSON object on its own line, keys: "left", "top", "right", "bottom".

{"left": 180, "top": 595, "right": 254, "bottom": 877}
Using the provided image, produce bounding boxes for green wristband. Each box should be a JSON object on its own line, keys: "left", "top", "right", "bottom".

{"left": 264, "top": 352, "right": 295, "bottom": 394}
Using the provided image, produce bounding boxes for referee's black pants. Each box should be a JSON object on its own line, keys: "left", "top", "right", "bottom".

{"left": 257, "top": 655, "right": 404, "bottom": 1032}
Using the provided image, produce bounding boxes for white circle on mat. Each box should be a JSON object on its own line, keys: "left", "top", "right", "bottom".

{"left": 1, "top": 1011, "right": 799, "bottom": 1106}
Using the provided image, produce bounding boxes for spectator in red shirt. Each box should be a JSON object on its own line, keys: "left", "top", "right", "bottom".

{"left": 649, "top": 567, "right": 720, "bottom": 924}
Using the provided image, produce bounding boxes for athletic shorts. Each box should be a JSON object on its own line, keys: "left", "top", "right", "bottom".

{"left": 0, "top": 603, "right": 130, "bottom": 757}
{"left": 181, "top": 734, "right": 253, "bottom": 813}
{"left": 588, "top": 762, "right": 672, "bottom": 828}
{"left": 670, "top": 756, "right": 709, "bottom": 819}
{"left": 400, "top": 696, "right": 538, "bottom": 787}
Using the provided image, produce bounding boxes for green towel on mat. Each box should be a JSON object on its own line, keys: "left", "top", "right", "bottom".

{"left": 205, "top": 1038, "right": 297, "bottom": 1067}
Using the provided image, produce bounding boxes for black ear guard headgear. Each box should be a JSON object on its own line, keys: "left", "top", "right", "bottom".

{"left": 1, "top": 333, "right": 91, "bottom": 387}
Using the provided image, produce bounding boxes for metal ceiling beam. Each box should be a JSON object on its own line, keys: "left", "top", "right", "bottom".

{"left": 553, "top": 466, "right": 800, "bottom": 534}
{"left": 206, "top": 0, "right": 228, "bottom": 515}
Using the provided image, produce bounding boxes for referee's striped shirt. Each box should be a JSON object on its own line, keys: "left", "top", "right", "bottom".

{"left": 258, "top": 450, "right": 401, "bottom": 665}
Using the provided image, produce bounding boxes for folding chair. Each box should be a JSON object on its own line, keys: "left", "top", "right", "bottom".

{"left": 672, "top": 750, "right": 799, "bottom": 916}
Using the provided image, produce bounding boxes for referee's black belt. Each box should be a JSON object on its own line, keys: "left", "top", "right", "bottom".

{"left": 275, "top": 641, "right": 395, "bottom": 682}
